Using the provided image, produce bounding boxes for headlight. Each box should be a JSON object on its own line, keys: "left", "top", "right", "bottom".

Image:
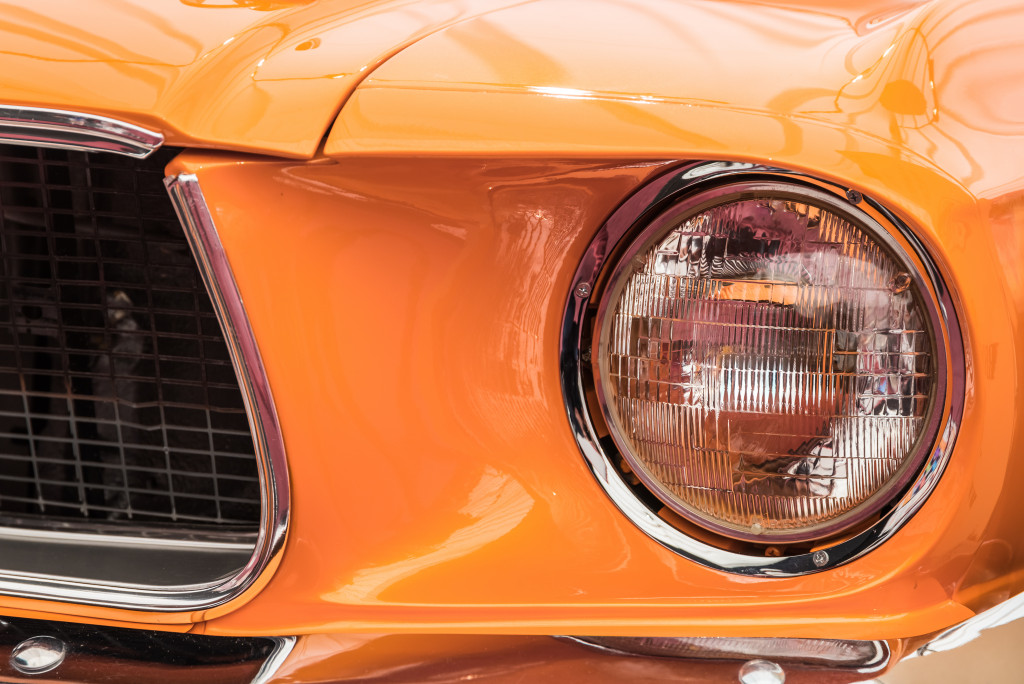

{"left": 562, "top": 163, "right": 962, "bottom": 572}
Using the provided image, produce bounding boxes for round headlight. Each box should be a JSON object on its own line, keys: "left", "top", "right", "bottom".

{"left": 563, "top": 164, "right": 961, "bottom": 567}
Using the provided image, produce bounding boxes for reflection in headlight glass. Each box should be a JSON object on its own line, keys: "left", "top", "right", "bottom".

{"left": 598, "top": 196, "right": 935, "bottom": 541}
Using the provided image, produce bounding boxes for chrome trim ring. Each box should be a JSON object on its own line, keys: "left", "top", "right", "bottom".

{"left": 0, "top": 105, "right": 163, "bottom": 158}
{"left": 559, "top": 161, "right": 965, "bottom": 576}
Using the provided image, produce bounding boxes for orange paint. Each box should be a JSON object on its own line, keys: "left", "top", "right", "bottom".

{"left": 0, "top": 0, "right": 1019, "bottom": 663}
{"left": 0, "top": 0, "right": 528, "bottom": 157}
{"left": 164, "top": 153, "right": 979, "bottom": 641}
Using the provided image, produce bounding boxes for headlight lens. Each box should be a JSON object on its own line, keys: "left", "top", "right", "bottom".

{"left": 595, "top": 183, "right": 939, "bottom": 543}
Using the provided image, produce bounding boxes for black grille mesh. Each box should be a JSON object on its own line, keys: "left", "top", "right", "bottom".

{"left": 0, "top": 144, "right": 260, "bottom": 529}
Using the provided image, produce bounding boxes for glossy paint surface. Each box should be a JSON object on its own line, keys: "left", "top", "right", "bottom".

{"left": 330, "top": 0, "right": 1024, "bottom": 204}
{"left": 189, "top": 0, "right": 1024, "bottom": 639}
{"left": 308, "top": 0, "right": 1024, "bottom": 634}
{"left": 0, "top": 0, "right": 1019, "bottom": 648}
{"left": 150, "top": 151, "right": 968, "bottom": 640}
{"left": 0, "top": 0, "right": 524, "bottom": 157}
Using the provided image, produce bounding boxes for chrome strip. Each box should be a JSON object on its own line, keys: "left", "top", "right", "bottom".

{"left": 164, "top": 173, "right": 291, "bottom": 607}
{"left": 0, "top": 105, "right": 163, "bottom": 158}
{"left": 918, "top": 591, "right": 1024, "bottom": 656}
{"left": 0, "top": 536, "right": 254, "bottom": 591}
{"left": 559, "top": 161, "right": 965, "bottom": 576}
{"left": 561, "top": 635, "right": 890, "bottom": 673}
{"left": 0, "top": 525, "right": 251, "bottom": 551}
{"left": 251, "top": 636, "right": 297, "bottom": 684}
{"left": 0, "top": 516, "right": 258, "bottom": 546}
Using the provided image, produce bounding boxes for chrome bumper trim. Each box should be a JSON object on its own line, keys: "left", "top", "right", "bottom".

{"left": 0, "top": 105, "right": 163, "bottom": 158}
{"left": 562, "top": 635, "right": 890, "bottom": 674}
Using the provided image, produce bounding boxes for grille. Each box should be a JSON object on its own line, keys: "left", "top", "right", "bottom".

{"left": 0, "top": 144, "right": 260, "bottom": 530}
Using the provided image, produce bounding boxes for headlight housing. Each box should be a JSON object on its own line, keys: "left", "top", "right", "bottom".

{"left": 561, "top": 163, "right": 963, "bottom": 574}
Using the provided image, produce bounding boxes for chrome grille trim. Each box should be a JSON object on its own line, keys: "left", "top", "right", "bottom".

{"left": 0, "top": 107, "right": 286, "bottom": 613}
{"left": 0, "top": 173, "right": 286, "bottom": 611}
{"left": 0, "top": 106, "right": 163, "bottom": 159}
{"left": 163, "top": 173, "right": 290, "bottom": 611}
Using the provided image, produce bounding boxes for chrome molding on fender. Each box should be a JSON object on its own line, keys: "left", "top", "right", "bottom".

{"left": 559, "top": 161, "right": 965, "bottom": 577}
{"left": 164, "top": 173, "right": 291, "bottom": 610}
{"left": 0, "top": 105, "right": 163, "bottom": 158}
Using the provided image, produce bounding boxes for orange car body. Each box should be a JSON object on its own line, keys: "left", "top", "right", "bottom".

{"left": 2, "top": 0, "right": 1023, "bottom": 680}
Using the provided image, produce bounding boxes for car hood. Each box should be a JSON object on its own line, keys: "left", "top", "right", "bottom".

{"left": 325, "top": 0, "right": 1024, "bottom": 200}
{"left": 0, "top": 0, "right": 520, "bottom": 158}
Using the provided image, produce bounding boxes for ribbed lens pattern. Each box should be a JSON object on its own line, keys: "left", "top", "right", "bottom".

{"left": 600, "top": 197, "right": 934, "bottom": 540}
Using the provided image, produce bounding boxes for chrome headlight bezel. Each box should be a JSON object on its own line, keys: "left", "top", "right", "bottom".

{"left": 559, "top": 161, "right": 964, "bottom": 576}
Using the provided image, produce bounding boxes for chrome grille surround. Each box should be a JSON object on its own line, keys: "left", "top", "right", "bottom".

{"left": 0, "top": 106, "right": 289, "bottom": 613}
{"left": 0, "top": 145, "right": 260, "bottom": 527}
{"left": 0, "top": 106, "right": 163, "bottom": 159}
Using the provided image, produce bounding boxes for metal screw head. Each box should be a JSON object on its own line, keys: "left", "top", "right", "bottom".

{"left": 574, "top": 282, "right": 592, "bottom": 298}
{"left": 739, "top": 659, "right": 785, "bottom": 684}
{"left": 812, "top": 550, "right": 830, "bottom": 567}
{"left": 845, "top": 189, "right": 863, "bottom": 204}
{"left": 11, "top": 636, "right": 67, "bottom": 675}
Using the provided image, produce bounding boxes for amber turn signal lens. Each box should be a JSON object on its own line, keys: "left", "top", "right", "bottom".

{"left": 595, "top": 186, "right": 938, "bottom": 543}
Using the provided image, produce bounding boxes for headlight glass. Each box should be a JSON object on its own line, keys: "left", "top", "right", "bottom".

{"left": 595, "top": 184, "right": 938, "bottom": 543}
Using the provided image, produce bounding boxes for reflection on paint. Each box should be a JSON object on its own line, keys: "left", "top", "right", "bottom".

{"left": 326, "top": 467, "right": 533, "bottom": 604}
